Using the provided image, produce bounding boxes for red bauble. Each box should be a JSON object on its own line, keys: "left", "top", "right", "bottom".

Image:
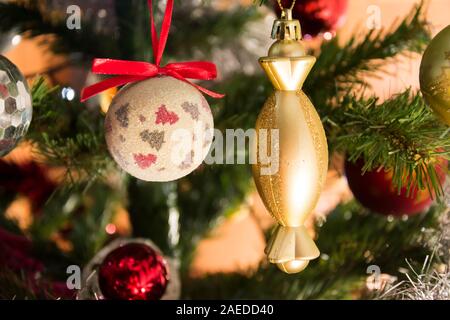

{"left": 345, "top": 158, "right": 448, "bottom": 216}
{"left": 274, "top": 0, "right": 348, "bottom": 38}
{"left": 98, "top": 243, "right": 169, "bottom": 300}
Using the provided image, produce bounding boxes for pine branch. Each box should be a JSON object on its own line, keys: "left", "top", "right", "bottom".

{"left": 305, "top": 3, "right": 430, "bottom": 101}
{"left": 29, "top": 180, "right": 120, "bottom": 267}
{"left": 212, "top": 4, "right": 431, "bottom": 130}
{"left": 0, "top": 267, "right": 37, "bottom": 300}
{"left": 214, "top": 74, "right": 271, "bottom": 130}
{"left": 167, "top": 6, "right": 261, "bottom": 61}
{"left": 113, "top": 0, "right": 261, "bottom": 62}
{"left": 328, "top": 90, "right": 449, "bottom": 197}
{"left": 183, "top": 201, "right": 444, "bottom": 299}
{"left": 177, "top": 163, "right": 252, "bottom": 272}
{"left": 29, "top": 78, "right": 112, "bottom": 185}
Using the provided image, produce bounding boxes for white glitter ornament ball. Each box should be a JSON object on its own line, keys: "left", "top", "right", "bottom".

{"left": 0, "top": 55, "right": 32, "bottom": 157}
{"left": 105, "top": 76, "right": 214, "bottom": 182}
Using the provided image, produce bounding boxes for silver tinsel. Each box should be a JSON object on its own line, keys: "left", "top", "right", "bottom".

{"left": 379, "top": 201, "right": 450, "bottom": 300}
{"left": 422, "top": 202, "right": 450, "bottom": 265}
{"left": 379, "top": 257, "right": 449, "bottom": 300}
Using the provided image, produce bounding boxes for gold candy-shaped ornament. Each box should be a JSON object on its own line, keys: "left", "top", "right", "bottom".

{"left": 252, "top": 9, "right": 328, "bottom": 274}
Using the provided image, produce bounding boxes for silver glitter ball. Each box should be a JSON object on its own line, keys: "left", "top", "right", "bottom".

{"left": 0, "top": 55, "right": 32, "bottom": 156}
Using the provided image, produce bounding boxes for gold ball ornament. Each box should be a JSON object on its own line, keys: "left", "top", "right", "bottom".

{"left": 105, "top": 76, "right": 214, "bottom": 182}
{"left": 419, "top": 25, "right": 450, "bottom": 125}
{"left": 253, "top": 9, "right": 328, "bottom": 274}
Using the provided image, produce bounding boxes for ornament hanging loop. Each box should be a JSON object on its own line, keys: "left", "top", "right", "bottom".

{"left": 276, "top": 0, "right": 297, "bottom": 17}
{"left": 81, "top": 0, "right": 224, "bottom": 101}
{"left": 148, "top": 0, "right": 173, "bottom": 66}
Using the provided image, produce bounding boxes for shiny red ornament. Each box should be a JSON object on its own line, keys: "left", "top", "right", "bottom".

{"left": 345, "top": 158, "right": 448, "bottom": 216}
{"left": 274, "top": 0, "right": 348, "bottom": 38}
{"left": 98, "top": 243, "right": 169, "bottom": 300}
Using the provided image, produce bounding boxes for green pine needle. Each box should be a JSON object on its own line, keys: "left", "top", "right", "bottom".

{"left": 329, "top": 90, "right": 449, "bottom": 197}
{"left": 28, "top": 78, "right": 112, "bottom": 186}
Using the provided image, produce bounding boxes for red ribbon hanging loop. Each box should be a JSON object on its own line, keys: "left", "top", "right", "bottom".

{"left": 81, "top": 0, "right": 223, "bottom": 102}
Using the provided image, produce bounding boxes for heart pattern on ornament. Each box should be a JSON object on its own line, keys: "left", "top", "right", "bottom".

{"left": 140, "top": 130, "right": 165, "bottom": 151}
{"left": 133, "top": 153, "right": 157, "bottom": 169}
{"left": 115, "top": 103, "right": 130, "bottom": 128}
{"left": 181, "top": 102, "right": 200, "bottom": 120}
{"left": 155, "top": 105, "right": 179, "bottom": 125}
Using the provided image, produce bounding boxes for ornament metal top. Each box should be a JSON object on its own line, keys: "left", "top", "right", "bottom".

{"left": 0, "top": 55, "right": 32, "bottom": 157}
{"left": 253, "top": 9, "right": 328, "bottom": 274}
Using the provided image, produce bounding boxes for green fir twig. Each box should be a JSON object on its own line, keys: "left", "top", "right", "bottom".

{"left": 329, "top": 90, "right": 449, "bottom": 197}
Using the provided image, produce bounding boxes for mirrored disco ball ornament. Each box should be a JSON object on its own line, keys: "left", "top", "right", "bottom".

{"left": 0, "top": 55, "right": 32, "bottom": 156}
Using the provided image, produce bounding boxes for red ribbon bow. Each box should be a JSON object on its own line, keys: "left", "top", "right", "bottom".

{"left": 81, "top": 0, "right": 223, "bottom": 102}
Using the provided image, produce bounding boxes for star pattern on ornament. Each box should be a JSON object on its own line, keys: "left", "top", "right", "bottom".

{"left": 115, "top": 103, "right": 130, "bottom": 128}
{"left": 133, "top": 153, "right": 157, "bottom": 169}
{"left": 140, "top": 130, "right": 165, "bottom": 151}
{"left": 181, "top": 102, "right": 200, "bottom": 121}
{"left": 155, "top": 105, "right": 179, "bottom": 125}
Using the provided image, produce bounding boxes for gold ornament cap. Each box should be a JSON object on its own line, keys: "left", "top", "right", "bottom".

{"left": 271, "top": 9, "right": 301, "bottom": 41}
{"left": 260, "top": 8, "right": 315, "bottom": 91}
{"left": 268, "top": 8, "right": 305, "bottom": 58}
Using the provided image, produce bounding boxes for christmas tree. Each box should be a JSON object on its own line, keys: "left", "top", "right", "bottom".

{"left": 0, "top": 0, "right": 448, "bottom": 300}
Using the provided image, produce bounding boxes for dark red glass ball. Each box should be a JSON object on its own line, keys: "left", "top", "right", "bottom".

{"left": 98, "top": 243, "right": 169, "bottom": 300}
{"left": 345, "top": 158, "right": 448, "bottom": 216}
{"left": 274, "top": 0, "right": 348, "bottom": 37}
